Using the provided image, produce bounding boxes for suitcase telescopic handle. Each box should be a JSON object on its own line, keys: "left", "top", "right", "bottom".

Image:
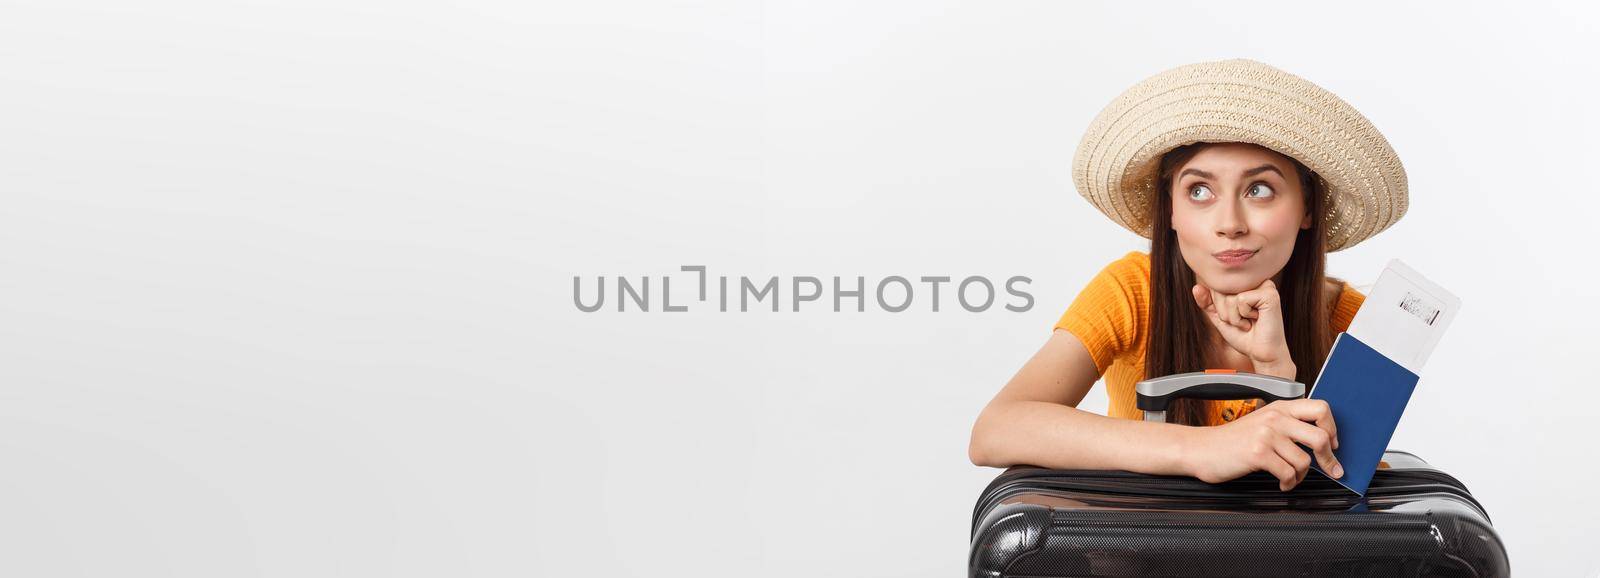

{"left": 1135, "top": 370, "right": 1305, "bottom": 423}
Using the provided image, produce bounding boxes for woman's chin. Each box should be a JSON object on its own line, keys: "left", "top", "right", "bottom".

{"left": 1195, "top": 270, "right": 1268, "bottom": 293}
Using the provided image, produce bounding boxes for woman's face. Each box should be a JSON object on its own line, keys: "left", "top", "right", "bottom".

{"left": 1169, "top": 143, "right": 1312, "bottom": 294}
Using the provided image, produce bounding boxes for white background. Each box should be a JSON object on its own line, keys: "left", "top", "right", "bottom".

{"left": 2, "top": 1, "right": 1597, "bottom": 576}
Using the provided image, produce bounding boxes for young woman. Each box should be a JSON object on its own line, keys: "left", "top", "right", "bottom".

{"left": 968, "top": 60, "right": 1410, "bottom": 491}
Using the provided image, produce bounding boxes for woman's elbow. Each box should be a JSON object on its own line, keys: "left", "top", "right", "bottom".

{"left": 968, "top": 434, "right": 990, "bottom": 467}
{"left": 968, "top": 407, "right": 1004, "bottom": 467}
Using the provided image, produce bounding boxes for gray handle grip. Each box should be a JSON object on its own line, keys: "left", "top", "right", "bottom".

{"left": 1135, "top": 371, "right": 1305, "bottom": 423}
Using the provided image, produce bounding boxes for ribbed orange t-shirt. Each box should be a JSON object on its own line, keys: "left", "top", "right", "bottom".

{"left": 1054, "top": 251, "right": 1366, "bottom": 425}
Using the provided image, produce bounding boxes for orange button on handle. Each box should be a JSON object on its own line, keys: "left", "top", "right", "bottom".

{"left": 1204, "top": 368, "right": 1237, "bottom": 374}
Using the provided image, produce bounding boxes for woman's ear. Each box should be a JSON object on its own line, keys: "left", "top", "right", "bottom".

{"left": 1300, "top": 211, "right": 1313, "bottom": 230}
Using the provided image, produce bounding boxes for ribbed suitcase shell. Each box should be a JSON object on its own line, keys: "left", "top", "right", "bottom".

{"left": 970, "top": 451, "right": 1508, "bottom": 577}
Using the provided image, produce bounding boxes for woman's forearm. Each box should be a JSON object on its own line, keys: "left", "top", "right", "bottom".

{"left": 970, "top": 400, "right": 1195, "bottom": 475}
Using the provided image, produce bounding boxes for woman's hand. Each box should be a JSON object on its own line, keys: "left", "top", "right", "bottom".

{"left": 1192, "top": 278, "right": 1294, "bottom": 376}
{"left": 1183, "top": 399, "right": 1344, "bottom": 491}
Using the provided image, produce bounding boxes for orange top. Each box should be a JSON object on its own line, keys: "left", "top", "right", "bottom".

{"left": 1054, "top": 251, "right": 1366, "bottom": 425}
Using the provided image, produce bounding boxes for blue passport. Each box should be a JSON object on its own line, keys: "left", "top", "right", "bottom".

{"left": 1306, "top": 332, "right": 1420, "bottom": 495}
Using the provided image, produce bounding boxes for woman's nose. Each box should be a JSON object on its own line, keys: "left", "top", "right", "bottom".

{"left": 1214, "top": 201, "right": 1248, "bottom": 238}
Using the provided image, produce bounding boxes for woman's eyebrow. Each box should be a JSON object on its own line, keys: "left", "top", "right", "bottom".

{"left": 1243, "top": 164, "right": 1285, "bottom": 178}
{"left": 1178, "top": 164, "right": 1284, "bottom": 180}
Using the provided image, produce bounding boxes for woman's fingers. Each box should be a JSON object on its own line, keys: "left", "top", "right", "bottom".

{"left": 1276, "top": 414, "right": 1343, "bottom": 478}
{"left": 1211, "top": 289, "right": 1233, "bottom": 325}
{"left": 1201, "top": 280, "right": 1286, "bottom": 330}
{"left": 1235, "top": 282, "right": 1280, "bottom": 321}
{"left": 1272, "top": 437, "right": 1312, "bottom": 489}
{"left": 1235, "top": 295, "right": 1258, "bottom": 320}
{"left": 1211, "top": 289, "right": 1249, "bottom": 330}
{"left": 1203, "top": 306, "right": 1245, "bottom": 342}
{"left": 1195, "top": 285, "right": 1245, "bottom": 336}
{"left": 1256, "top": 446, "right": 1299, "bottom": 491}
{"left": 1278, "top": 399, "right": 1339, "bottom": 451}
{"left": 1192, "top": 284, "right": 1212, "bottom": 311}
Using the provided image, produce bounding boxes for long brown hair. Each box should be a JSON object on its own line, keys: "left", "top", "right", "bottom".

{"left": 1145, "top": 143, "right": 1339, "bottom": 426}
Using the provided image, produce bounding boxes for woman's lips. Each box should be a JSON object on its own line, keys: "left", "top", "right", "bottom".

{"left": 1213, "top": 249, "right": 1257, "bottom": 266}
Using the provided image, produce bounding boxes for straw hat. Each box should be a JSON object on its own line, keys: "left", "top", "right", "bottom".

{"left": 1071, "top": 58, "right": 1408, "bottom": 252}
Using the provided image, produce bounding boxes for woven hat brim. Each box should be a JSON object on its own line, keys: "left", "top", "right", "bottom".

{"left": 1072, "top": 59, "right": 1408, "bottom": 252}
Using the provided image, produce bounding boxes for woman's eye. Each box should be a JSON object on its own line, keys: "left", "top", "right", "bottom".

{"left": 1188, "top": 184, "right": 1213, "bottom": 200}
{"left": 1247, "top": 183, "right": 1275, "bottom": 198}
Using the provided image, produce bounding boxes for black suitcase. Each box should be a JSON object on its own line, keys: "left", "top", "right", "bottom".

{"left": 969, "top": 372, "right": 1509, "bottom": 577}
